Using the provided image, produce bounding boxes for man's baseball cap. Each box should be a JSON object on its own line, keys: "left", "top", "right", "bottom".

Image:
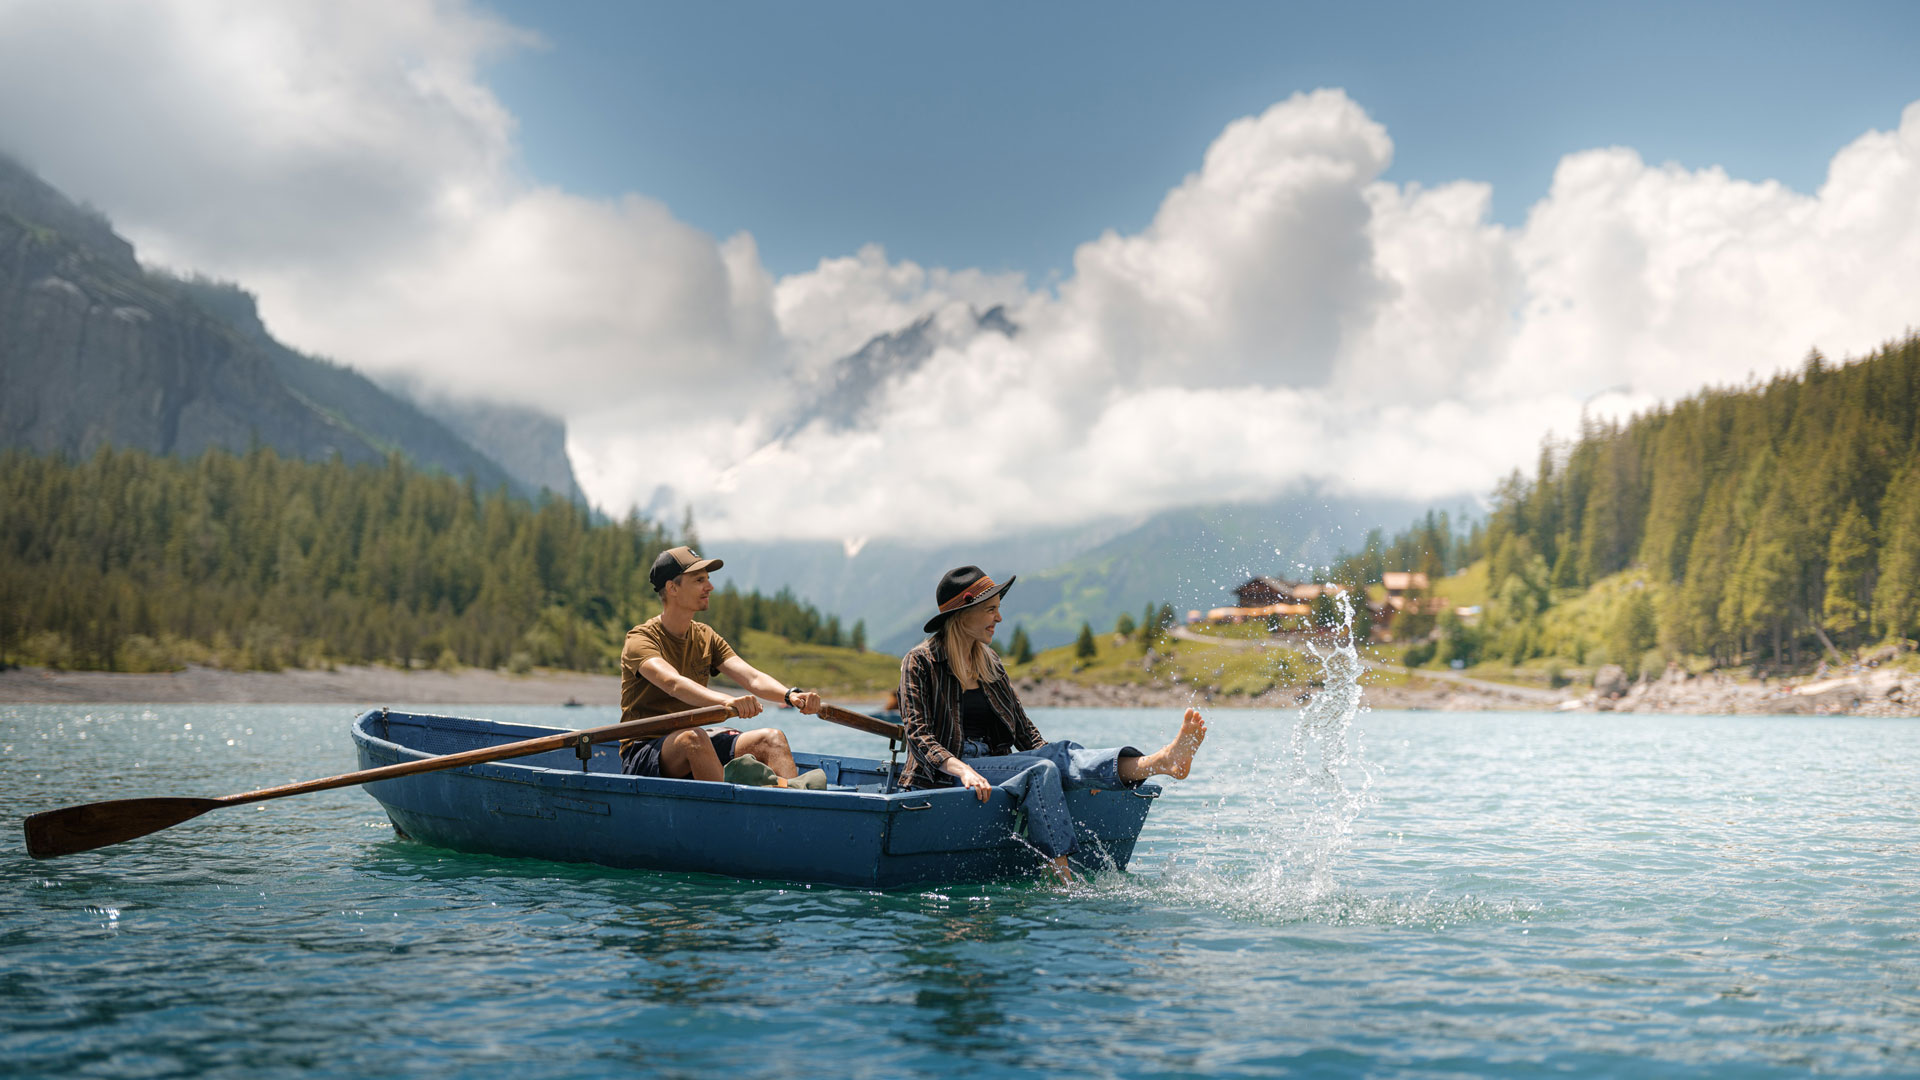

{"left": 650, "top": 546, "right": 723, "bottom": 592}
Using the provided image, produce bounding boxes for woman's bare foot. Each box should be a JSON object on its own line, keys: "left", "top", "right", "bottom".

{"left": 1157, "top": 707, "right": 1207, "bottom": 779}
{"left": 1117, "top": 707, "right": 1209, "bottom": 782}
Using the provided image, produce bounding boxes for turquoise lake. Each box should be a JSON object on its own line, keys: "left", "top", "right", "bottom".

{"left": 4, "top": 703, "right": 1919, "bottom": 1078}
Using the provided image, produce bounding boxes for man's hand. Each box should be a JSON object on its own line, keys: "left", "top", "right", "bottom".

{"left": 729, "top": 694, "right": 762, "bottom": 719}
{"left": 789, "top": 690, "right": 821, "bottom": 715}
{"left": 954, "top": 763, "right": 992, "bottom": 802}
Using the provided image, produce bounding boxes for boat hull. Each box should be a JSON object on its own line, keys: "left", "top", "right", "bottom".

{"left": 351, "top": 709, "right": 1159, "bottom": 889}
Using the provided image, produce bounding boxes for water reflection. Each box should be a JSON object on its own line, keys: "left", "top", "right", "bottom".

{"left": 893, "top": 903, "right": 1030, "bottom": 1048}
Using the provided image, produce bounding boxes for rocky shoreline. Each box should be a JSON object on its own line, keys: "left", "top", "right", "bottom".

{"left": 1015, "top": 665, "right": 1920, "bottom": 717}
{"left": 1553, "top": 663, "right": 1920, "bottom": 717}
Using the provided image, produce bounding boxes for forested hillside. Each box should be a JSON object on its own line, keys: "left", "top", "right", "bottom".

{"left": 1345, "top": 336, "right": 1920, "bottom": 674}
{"left": 0, "top": 447, "right": 866, "bottom": 673}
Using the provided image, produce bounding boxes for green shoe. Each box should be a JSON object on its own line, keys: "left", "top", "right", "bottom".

{"left": 723, "top": 753, "right": 779, "bottom": 786}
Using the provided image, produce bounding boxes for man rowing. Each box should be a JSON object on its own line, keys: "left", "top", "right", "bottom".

{"left": 619, "top": 546, "right": 824, "bottom": 787}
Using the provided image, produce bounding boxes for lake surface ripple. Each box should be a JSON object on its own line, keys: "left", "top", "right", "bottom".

{"left": 4, "top": 704, "right": 1919, "bottom": 1078}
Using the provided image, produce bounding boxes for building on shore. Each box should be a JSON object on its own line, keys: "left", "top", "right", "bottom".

{"left": 1195, "top": 572, "right": 1449, "bottom": 640}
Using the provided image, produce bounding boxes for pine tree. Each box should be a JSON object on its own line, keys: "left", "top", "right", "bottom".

{"left": 1606, "top": 589, "right": 1658, "bottom": 677}
{"left": 1822, "top": 502, "right": 1875, "bottom": 641}
{"left": 1010, "top": 624, "right": 1034, "bottom": 665}
{"left": 1875, "top": 465, "right": 1920, "bottom": 641}
{"left": 1075, "top": 621, "right": 1098, "bottom": 660}
{"left": 679, "top": 506, "right": 701, "bottom": 553}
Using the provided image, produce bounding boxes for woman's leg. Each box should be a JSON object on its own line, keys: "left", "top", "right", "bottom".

{"left": 1117, "top": 707, "right": 1208, "bottom": 782}
{"left": 963, "top": 754, "right": 1077, "bottom": 875}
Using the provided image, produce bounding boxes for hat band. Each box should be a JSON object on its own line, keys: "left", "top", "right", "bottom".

{"left": 938, "top": 576, "right": 999, "bottom": 613}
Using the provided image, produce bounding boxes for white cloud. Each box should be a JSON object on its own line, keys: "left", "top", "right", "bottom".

{"left": 1057, "top": 89, "right": 1394, "bottom": 390}
{"left": 0, "top": 0, "right": 524, "bottom": 269}
{"left": 4, "top": 4, "right": 1918, "bottom": 543}
{"left": 1502, "top": 112, "right": 1920, "bottom": 402}
{"left": 0, "top": 0, "right": 776, "bottom": 423}
{"left": 701, "top": 94, "right": 1920, "bottom": 541}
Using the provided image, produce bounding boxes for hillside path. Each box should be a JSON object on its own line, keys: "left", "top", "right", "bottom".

{"left": 1170, "top": 625, "right": 1570, "bottom": 706}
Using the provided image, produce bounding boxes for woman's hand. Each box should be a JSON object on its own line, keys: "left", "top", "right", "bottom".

{"left": 954, "top": 763, "right": 992, "bottom": 802}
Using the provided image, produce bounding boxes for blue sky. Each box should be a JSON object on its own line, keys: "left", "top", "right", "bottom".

{"left": 6, "top": 1, "right": 1918, "bottom": 539}
{"left": 482, "top": 0, "right": 1920, "bottom": 278}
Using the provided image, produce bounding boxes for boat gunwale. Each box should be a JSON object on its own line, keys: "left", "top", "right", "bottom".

{"left": 350, "top": 707, "right": 984, "bottom": 812}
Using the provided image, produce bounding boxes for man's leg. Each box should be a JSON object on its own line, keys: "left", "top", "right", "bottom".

{"left": 732, "top": 728, "right": 798, "bottom": 778}
{"left": 659, "top": 727, "right": 725, "bottom": 782}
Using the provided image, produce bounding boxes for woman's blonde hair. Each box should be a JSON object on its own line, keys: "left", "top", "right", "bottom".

{"left": 941, "top": 617, "right": 996, "bottom": 687}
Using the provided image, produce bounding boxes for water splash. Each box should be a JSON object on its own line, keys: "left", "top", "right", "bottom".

{"left": 1148, "top": 586, "right": 1380, "bottom": 920}
{"left": 1281, "top": 588, "right": 1376, "bottom": 889}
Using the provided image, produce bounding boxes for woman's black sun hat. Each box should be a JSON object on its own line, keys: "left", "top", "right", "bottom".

{"left": 924, "top": 565, "right": 1016, "bottom": 634}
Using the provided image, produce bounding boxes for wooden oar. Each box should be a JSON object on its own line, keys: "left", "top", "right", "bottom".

{"left": 815, "top": 703, "right": 907, "bottom": 793}
{"left": 23, "top": 703, "right": 733, "bottom": 859}
{"left": 816, "top": 703, "right": 903, "bottom": 740}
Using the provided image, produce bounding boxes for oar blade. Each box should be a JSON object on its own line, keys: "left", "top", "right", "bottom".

{"left": 24, "top": 797, "right": 223, "bottom": 859}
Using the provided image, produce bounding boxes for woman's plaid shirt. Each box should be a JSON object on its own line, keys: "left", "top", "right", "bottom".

{"left": 897, "top": 634, "right": 1047, "bottom": 790}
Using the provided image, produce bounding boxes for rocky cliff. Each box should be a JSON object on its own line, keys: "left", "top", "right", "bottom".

{"left": 0, "top": 152, "right": 529, "bottom": 492}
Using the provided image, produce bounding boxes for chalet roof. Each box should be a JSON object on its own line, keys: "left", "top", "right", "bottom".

{"left": 1381, "top": 571, "right": 1430, "bottom": 591}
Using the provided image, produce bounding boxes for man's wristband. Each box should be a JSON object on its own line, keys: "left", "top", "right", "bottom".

{"left": 784, "top": 687, "right": 798, "bottom": 708}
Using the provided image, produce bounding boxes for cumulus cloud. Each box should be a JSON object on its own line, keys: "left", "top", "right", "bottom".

{"left": 3, "top": 2, "right": 1918, "bottom": 544}
{"left": 1500, "top": 117, "right": 1920, "bottom": 402}
{"left": 704, "top": 94, "right": 1920, "bottom": 540}
{"left": 0, "top": 0, "right": 777, "bottom": 422}
{"left": 1058, "top": 89, "right": 1394, "bottom": 390}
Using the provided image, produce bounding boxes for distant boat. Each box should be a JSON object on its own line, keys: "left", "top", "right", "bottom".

{"left": 561, "top": 697, "right": 584, "bottom": 707}
{"left": 351, "top": 709, "right": 1161, "bottom": 889}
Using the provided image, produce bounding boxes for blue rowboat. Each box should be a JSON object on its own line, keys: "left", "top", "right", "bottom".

{"left": 351, "top": 708, "right": 1161, "bottom": 889}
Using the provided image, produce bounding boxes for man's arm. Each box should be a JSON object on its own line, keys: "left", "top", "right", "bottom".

{"left": 718, "top": 655, "right": 821, "bottom": 715}
{"left": 637, "top": 657, "right": 755, "bottom": 717}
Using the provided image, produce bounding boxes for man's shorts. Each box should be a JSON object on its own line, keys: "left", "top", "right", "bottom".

{"left": 620, "top": 727, "right": 743, "bottom": 777}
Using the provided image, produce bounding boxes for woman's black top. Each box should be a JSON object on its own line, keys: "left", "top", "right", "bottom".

{"left": 896, "top": 635, "right": 1047, "bottom": 789}
{"left": 959, "top": 688, "right": 1007, "bottom": 750}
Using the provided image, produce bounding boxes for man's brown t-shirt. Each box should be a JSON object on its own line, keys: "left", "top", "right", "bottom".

{"left": 620, "top": 616, "right": 737, "bottom": 727}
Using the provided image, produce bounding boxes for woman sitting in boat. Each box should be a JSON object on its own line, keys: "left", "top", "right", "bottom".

{"left": 899, "top": 566, "right": 1207, "bottom": 882}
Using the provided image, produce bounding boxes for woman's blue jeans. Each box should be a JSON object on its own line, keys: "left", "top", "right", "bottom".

{"left": 960, "top": 739, "right": 1142, "bottom": 859}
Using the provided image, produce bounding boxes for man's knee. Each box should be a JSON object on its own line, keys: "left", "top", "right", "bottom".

{"left": 740, "top": 727, "right": 789, "bottom": 750}
{"left": 665, "top": 728, "right": 709, "bottom": 754}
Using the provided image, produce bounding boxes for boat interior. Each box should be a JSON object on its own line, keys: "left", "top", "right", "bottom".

{"left": 371, "top": 710, "right": 906, "bottom": 794}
